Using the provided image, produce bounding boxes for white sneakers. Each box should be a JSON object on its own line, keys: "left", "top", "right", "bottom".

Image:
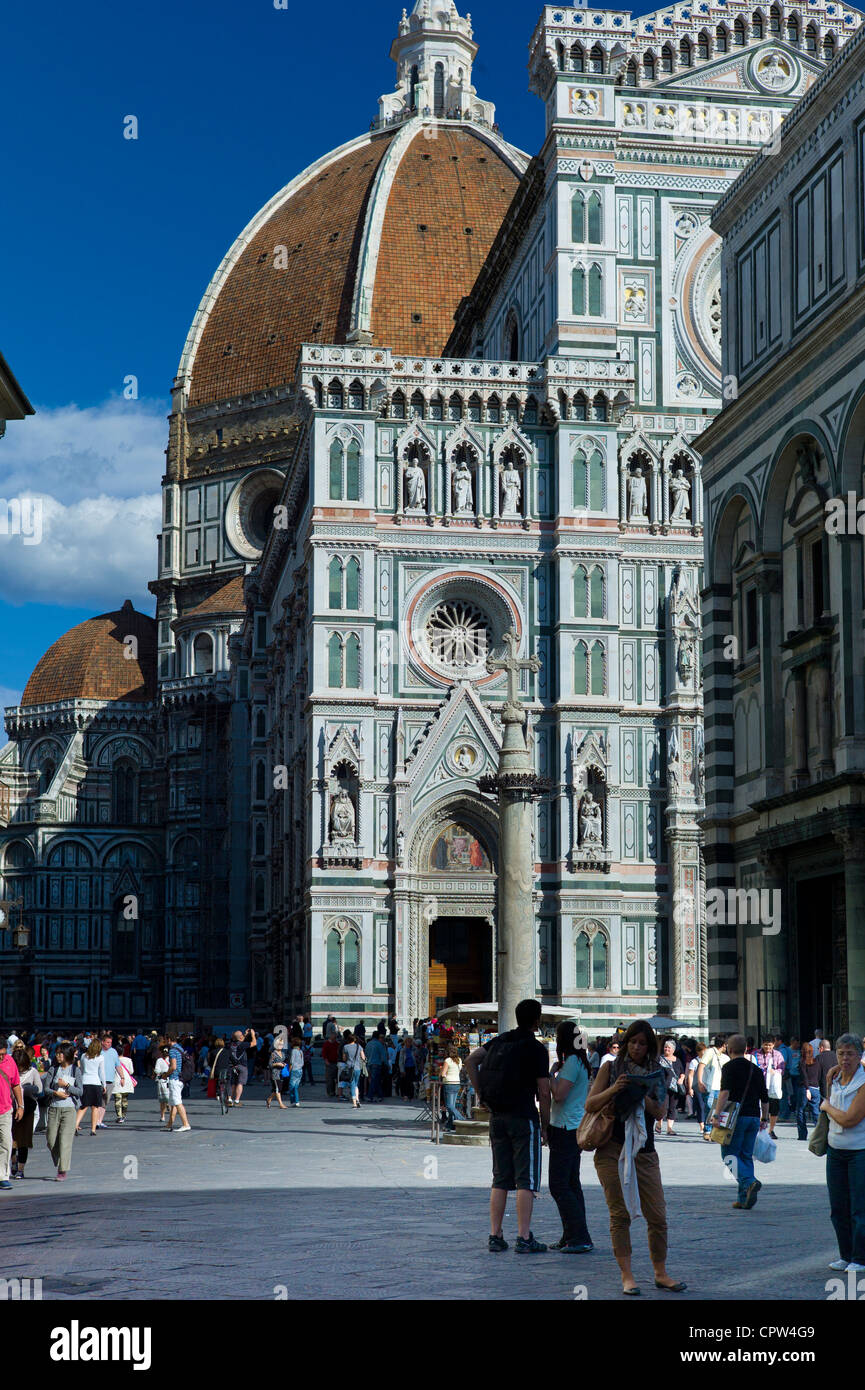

{"left": 829, "top": 1259, "right": 848, "bottom": 1270}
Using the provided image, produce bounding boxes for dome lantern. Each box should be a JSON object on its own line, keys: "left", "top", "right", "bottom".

{"left": 380, "top": 0, "right": 492, "bottom": 129}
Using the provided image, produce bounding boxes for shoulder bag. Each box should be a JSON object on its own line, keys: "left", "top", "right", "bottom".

{"left": 808, "top": 1109, "right": 829, "bottom": 1156}
{"left": 709, "top": 1062, "right": 755, "bottom": 1145}
{"left": 576, "top": 1104, "right": 616, "bottom": 1152}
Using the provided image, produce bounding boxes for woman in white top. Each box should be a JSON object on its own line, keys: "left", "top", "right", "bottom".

{"left": 154, "top": 1045, "right": 170, "bottom": 1124}
{"left": 111, "top": 1055, "right": 135, "bottom": 1124}
{"left": 821, "top": 1032, "right": 865, "bottom": 1272}
{"left": 438, "top": 1046, "right": 463, "bottom": 1133}
{"left": 75, "top": 1040, "right": 107, "bottom": 1136}
{"left": 343, "top": 1032, "right": 366, "bottom": 1109}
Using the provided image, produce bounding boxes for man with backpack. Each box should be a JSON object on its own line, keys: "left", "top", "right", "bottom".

{"left": 465, "top": 998, "right": 551, "bottom": 1254}
{"left": 165, "top": 1032, "right": 192, "bottom": 1133}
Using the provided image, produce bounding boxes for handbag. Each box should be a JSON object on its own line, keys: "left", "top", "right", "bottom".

{"left": 577, "top": 1105, "right": 616, "bottom": 1152}
{"left": 280, "top": 1064, "right": 292, "bottom": 1079}
{"left": 808, "top": 1109, "right": 829, "bottom": 1156}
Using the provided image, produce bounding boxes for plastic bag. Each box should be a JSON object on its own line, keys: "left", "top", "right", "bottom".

{"left": 753, "top": 1128, "right": 777, "bottom": 1164}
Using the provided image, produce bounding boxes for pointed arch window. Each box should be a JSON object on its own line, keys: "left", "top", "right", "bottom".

{"left": 769, "top": 4, "right": 781, "bottom": 35}
{"left": 589, "top": 448, "right": 604, "bottom": 510}
{"left": 571, "top": 42, "right": 585, "bottom": 72}
{"left": 680, "top": 37, "right": 693, "bottom": 66}
{"left": 574, "top": 641, "right": 589, "bottom": 694}
{"left": 572, "top": 191, "right": 586, "bottom": 243}
{"left": 575, "top": 932, "right": 591, "bottom": 988}
{"left": 698, "top": 29, "right": 710, "bottom": 58}
{"left": 734, "top": 17, "right": 746, "bottom": 45}
{"left": 572, "top": 265, "right": 586, "bottom": 315}
{"left": 345, "top": 557, "right": 361, "bottom": 610}
{"left": 327, "top": 379, "right": 343, "bottom": 410}
{"left": 590, "top": 43, "right": 605, "bottom": 73}
{"left": 112, "top": 760, "right": 138, "bottom": 824}
{"left": 805, "top": 21, "right": 817, "bottom": 51}
{"left": 329, "top": 440, "right": 343, "bottom": 499}
{"left": 752, "top": 10, "right": 764, "bottom": 39}
{"left": 643, "top": 50, "right": 656, "bottom": 80}
{"left": 329, "top": 556, "right": 343, "bottom": 609}
{"left": 587, "top": 191, "right": 602, "bottom": 244}
{"left": 328, "top": 632, "right": 343, "bottom": 687}
{"left": 590, "top": 641, "right": 605, "bottom": 695}
{"left": 592, "top": 393, "right": 608, "bottom": 422}
{"left": 590, "top": 566, "right": 605, "bottom": 618}
{"left": 787, "top": 15, "right": 799, "bottom": 45}
{"left": 573, "top": 391, "right": 588, "bottom": 421}
{"left": 823, "top": 32, "right": 836, "bottom": 60}
{"left": 345, "top": 634, "right": 361, "bottom": 689}
{"left": 573, "top": 451, "right": 588, "bottom": 508}
{"left": 661, "top": 42, "right": 675, "bottom": 72}
{"left": 346, "top": 440, "right": 361, "bottom": 501}
{"left": 716, "top": 23, "right": 729, "bottom": 51}
{"left": 326, "top": 925, "right": 360, "bottom": 988}
{"left": 588, "top": 264, "right": 603, "bottom": 316}
{"left": 574, "top": 565, "right": 588, "bottom": 615}
{"left": 193, "top": 633, "right": 213, "bottom": 675}
{"left": 592, "top": 933, "right": 608, "bottom": 988}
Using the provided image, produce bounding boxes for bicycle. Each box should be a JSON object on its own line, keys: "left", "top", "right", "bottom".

{"left": 217, "top": 1073, "right": 232, "bottom": 1115}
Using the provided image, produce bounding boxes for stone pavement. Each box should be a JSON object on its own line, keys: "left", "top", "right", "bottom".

{"left": 0, "top": 1078, "right": 841, "bottom": 1301}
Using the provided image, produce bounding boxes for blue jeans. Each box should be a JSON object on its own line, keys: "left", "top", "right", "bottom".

{"left": 288, "top": 1069, "right": 302, "bottom": 1106}
{"left": 703, "top": 1089, "right": 719, "bottom": 1133}
{"left": 691, "top": 1090, "right": 706, "bottom": 1129}
{"left": 796, "top": 1084, "right": 820, "bottom": 1140}
{"left": 350, "top": 1067, "right": 361, "bottom": 1101}
{"left": 721, "top": 1116, "right": 760, "bottom": 1202}
{"left": 368, "top": 1064, "right": 382, "bottom": 1101}
{"left": 827, "top": 1145, "right": 865, "bottom": 1265}
{"left": 442, "top": 1083, "right": 461, "bottom": 1130}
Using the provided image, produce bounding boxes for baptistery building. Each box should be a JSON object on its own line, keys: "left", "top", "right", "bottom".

{"left": 1, "top": 0, "right": 858, "bottom": 1033}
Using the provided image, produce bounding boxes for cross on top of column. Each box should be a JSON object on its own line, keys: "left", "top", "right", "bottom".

{"left": 486, "top": 629, "right": 540, "bottom": 709}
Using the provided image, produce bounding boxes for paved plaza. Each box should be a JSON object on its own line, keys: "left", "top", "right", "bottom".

{"left": 0, "top": 1074, "right": 842, "bottom": 1302}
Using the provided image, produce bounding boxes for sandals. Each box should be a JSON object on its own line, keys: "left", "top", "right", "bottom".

{"left": 655, "top": 1280, "right": 687, "bottom": 1292}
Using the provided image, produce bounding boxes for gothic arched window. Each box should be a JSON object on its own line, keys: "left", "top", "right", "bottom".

{"left": 255, "top": 823, "right": 265, "bottom": 856}
{"left": 345, "top": 634, "right": 361, "bottom": 689}
{"left": 328, "top": 632, "right": 343, "bottom": 687}
{"left": 343, "top": 929, "right": 360, "bottom": 987}
{"left": 345, "top": 558, "right": 361, "bottom": 610}
{"left": 698, "top": 29, "right": 710, "bottom": 58}
{"left": 752, "top": 10, "right": 764, "bottom": 39}
{"left": 329, "top": 556, "right": 343, "bottom": 609}
{"left": 572, "top": 191, "right": 585, "bottom": 243}
{"left": 255, "top": 761, "right": 266, "bottom": 802}
{"left": 592, "top": 933, "right": 608, "bottom": 988}
{"left": 325, "top": 926, "right": 360, "bottom": 988}
{"left": 588, "top": 264, "right": 603, "bottom": 316}
{"left": 590, "top": 641, "right": 605, "bottom": 695}
{"left": 590, "top": 566, "right": 605, "bottom": 618}
{"left": 112, "top": 760, "right": 138, "bottom": 824}
{"left": 587, "top": 191, "right": 602, "bottom": 244}
{"left": 572, "top": 266, "right": 586, "bottom": 315}
{"left": 575, "top": 929, "right": 608, "bottom": 989}
{"left": 573, "top": 451, "right": 588, "bottom": 508}
{"left": 326, "top": 929, "right": 342, "bottom": 987}
{"left": 574, "top": 565, "right": 588, "bottom": 615}
{"left": 643, "top": 50, "right": 656, "bottom": 80}
{"left": 346, "top": 440, "right": 361, "bottom": 501}
{"left": 574, "top": 641, "right": 589, "bottom": 694}
{"left": 589, "top": 448, "right": 604, "bottom": 509}
{"left": 575, "top": 932, "right": 591, "bottom": 989}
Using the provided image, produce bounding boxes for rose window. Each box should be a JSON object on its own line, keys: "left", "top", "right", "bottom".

{"left": 424, "top": 600, "right": 490, "bottom": 676}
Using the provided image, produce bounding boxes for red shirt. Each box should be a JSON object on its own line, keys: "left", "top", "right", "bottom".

{"left": 322, "top": 1039, "right": 340, "bottom": 1064}
{"left": 0, "top": 1056, "right": 21, "bottom": 1115}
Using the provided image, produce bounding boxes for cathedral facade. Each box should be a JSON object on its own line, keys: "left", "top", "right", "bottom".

{"left": 1, "top": 0, "right": 858, "bottom": 1032}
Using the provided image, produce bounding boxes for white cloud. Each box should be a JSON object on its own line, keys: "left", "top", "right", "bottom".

{"left": 0, "top": 685, "right": 23, "bottom": 709}
{"left": 0, "top": 398, "right": 166, "bottom": 611}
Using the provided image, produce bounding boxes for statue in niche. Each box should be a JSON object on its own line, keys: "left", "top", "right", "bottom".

{"left": 453, "top": 457, "right": 473, "bottom": 513}
{"left": 628, "top": 466, "right": 648, "bottom": 521}
{"left": 579, "top": 789, "right": 603, "bottom": 845}
{"left": 500, "top": 461, "right": 522, "bottom": 514}
{"left": 330, "top": 787, "right": 356, "bottom": 842}
{"left": 694, "top": 733, "right": 705, "bottom": 802}
{"left": 669, "top": 466, "right": 691, "bottom": 522}
{"left": 677, "top": 636, "right": 695, "bottom": 686}
{"left": 404, "top": 458, "right": 426, "bottom": 510}
{"left": 667, "top": 727, "right": 681, "bottom": 793}
{"left": 396, "top": 824, "right": 405, "bottom": 864}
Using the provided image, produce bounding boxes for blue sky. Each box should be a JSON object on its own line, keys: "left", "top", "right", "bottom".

{"left": 0, "top": 0, "right": 647, "bottom": 705}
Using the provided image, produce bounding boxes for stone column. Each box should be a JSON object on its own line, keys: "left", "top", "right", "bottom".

{"left": 480, "top": 633, "right": 545, "bottom": 1032}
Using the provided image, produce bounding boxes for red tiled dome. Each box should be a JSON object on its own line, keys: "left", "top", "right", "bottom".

{"left": 181, "top": 123, "right": 523, "bottom": 408}
{"left": 21, "top": 601, "right": 157, "bottom": 706}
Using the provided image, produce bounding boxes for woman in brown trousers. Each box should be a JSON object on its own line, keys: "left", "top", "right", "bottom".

{"left": 583, "top": 1019, "right": 686, "bottom": 1296}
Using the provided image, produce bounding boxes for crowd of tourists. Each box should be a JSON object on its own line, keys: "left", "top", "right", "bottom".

{"left": 3, "top": 1008, "right": 864, "bottom": 1286}
{"left": 464, "top": 1003, "right": 865, "bottom": 1291}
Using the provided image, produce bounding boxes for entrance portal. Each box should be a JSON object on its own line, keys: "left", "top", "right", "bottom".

{"left": 428, "top": 916, "right": 492, "bottom": 1016}
{"left": 796, "top": 873, "right": 846, "bottom": 1039}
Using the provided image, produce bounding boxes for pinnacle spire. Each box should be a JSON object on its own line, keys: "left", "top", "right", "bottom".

{"left": 378, "top": 0, "right": 494, "bottom": 130}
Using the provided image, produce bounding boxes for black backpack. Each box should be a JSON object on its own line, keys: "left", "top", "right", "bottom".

{"left": 478, "top": 1031, "right": 528, "bottom": 1113}
{"left": 180, "top": 1050, "right": 195, "bottom": 1084}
